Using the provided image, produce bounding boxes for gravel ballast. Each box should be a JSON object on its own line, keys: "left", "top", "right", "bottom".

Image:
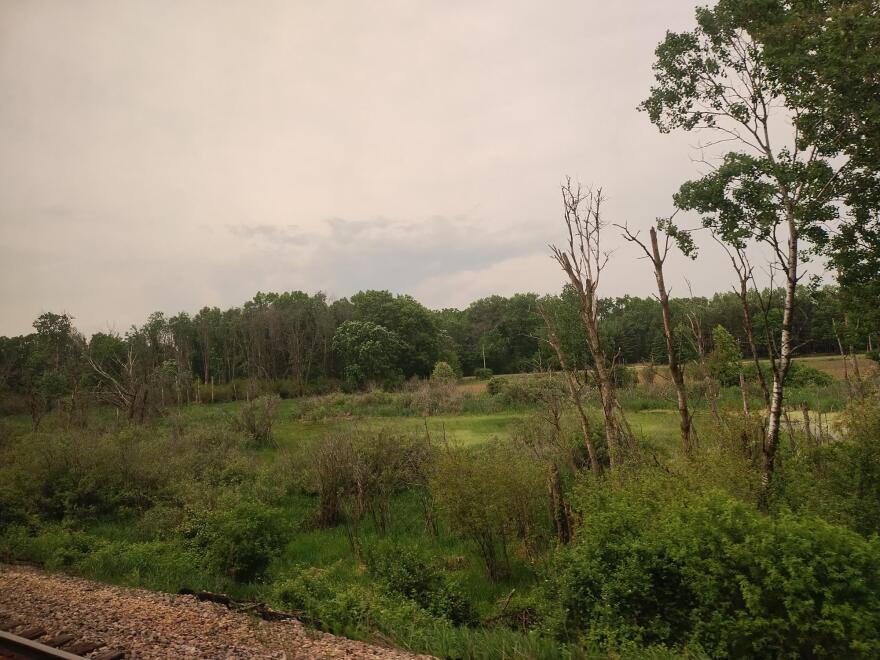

{"left": 0, "top": 565, "right": 429, "bottom": 659}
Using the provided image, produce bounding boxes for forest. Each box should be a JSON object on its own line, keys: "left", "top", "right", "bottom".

{"left": 1, "top": 283, "right": 876, "bottom": 424}
{"left": 2, "top": 0, "right": 880, "bottom": 658}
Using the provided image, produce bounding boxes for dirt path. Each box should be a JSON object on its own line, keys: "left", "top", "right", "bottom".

{"left": 0, "top": 565, "right": 429, "bottom": 659}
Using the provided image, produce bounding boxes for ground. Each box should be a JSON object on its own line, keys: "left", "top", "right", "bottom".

{"left": 0, "top": 564, "right": 428, "bottom": 659}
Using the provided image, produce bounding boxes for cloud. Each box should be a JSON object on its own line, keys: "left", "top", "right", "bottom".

{"left": 410, "top": 251, "right": 561, "bottom": 309}
{"left": 227, "top": 223, "right": 310, "bottom": 245}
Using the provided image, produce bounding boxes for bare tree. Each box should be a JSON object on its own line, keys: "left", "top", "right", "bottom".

{"left": 535, "top": 301, "right": 602, "bottom": 478}
{"left": 86, "top": 346, "right": 153, "bottom": 423}
{"left": 618, "top": 223, "right": 693, "bottom": 456}
{"left": 550, "top": 179, "right": 634, "bottom": 467}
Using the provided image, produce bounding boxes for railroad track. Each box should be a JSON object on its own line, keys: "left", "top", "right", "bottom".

{"left": 0, "top": 617, "right": 125, "bottom": 660}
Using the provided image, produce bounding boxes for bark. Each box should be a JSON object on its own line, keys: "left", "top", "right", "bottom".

{"left": 649, "top": 228, "right": 693, "bottom": 455}
{"left": 548, "top": 462, "right": 572, "bottom": 545}
{"left": 537, "top": 305, "right": 602, "bottom": 478}
{"left": 551, "top": 183, "right": 632, "bottom": 467}
{"left": 581, "top": 304, "right": 627, "bottom": 466}
{"left": 762, "top": 216, "right": 797, "bottom": 503}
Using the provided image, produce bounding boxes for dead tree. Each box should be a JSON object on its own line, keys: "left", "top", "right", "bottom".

{"left": 86, "top": 346, "right": 153, "bottom": 423}
{"left": 535, "top": 301, "right": 602, "bottom": 478}
{"left": 550, "top": 179, "right": 634, "bottom": 467}
{"left": 618, "top": 223, "right": 693, "bottom": 456}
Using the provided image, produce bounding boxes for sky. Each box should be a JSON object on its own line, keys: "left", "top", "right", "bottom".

{"left": 0, "top": 0, "right": 805, "bottom": 337}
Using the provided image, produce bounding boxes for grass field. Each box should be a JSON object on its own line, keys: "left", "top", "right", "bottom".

{"left": 0, "top": 355, "right": 872, "bottom": 658}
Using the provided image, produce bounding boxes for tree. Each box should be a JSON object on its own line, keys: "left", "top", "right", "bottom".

{"left": 641, "top": 0, "right": 871, "bottom": 498}
{"left": 744, "top": 0, "right": 880, "bottom": 289}
{"left": 430, "top": 361, "right": 457, "bottom": 383}
{"left": 619, "top": 224, "right": 694, "bottom": 455}
{"left": 331, "top": 320, "right": 404, "bottom": 390}
{"left": 709, "top": 324, "right": 743, "bottom": 387}
{"left": 550, "top": 179, "right": 634, "bottom": 467}
{"left": 351, "top": 291, "right": 440, "bottom": 378}
{"left": 536, "top": 298, "right": 602, "bottom": 478}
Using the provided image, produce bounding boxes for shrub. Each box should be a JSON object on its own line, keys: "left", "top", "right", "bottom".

{"left": 230, "top": 394, "right": 279, "bottom": 445}
{"left": 610, "top": 364, "right": 636, "bottom": 388}
{"left": 486, "top": 376, "right": 506, "bottom": 396}
{"left": 708, "top": 325, "right": 742, "bottom": 387}
{"left": 473, "top": 367, "right": 493, "bottom": 380}
{"left": 487, "top": 375, "right": 567, "bottom": 407}
{"left": 180, "top": 493, "right": 286, "bottom": 582}
{"left": 778, "top": 398, "right": 880, "bottom": 536}
{"left": 431, "top": 361, "right": 457, "bottom": 383}
{"left": 307, "top": 429, "right": 433, "bottom": 533}
{"left": 545, "top": 489, "right": 880, "bottom": 657}
{"left": 364, "top": 541, "right": 476, "bottom": 625}
{"left": 273, "top": 564, "right": 437, "bottom": 637}
{"left": 743, "top": 360, "right": 833, "bottom": 387}
{"left": 430, "top": 442, "right": 548, "bottom": 580}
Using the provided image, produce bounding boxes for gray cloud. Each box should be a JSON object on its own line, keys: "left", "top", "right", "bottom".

{"left": 0, "top": 0, "right": 802, "bottom": 336}
{"left": 227, "top": 223, "right": 310, "bottom": 245}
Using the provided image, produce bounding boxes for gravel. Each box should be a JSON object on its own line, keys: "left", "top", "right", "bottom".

{"left": 0, "top": 565, "right": 431, "bottom": 659}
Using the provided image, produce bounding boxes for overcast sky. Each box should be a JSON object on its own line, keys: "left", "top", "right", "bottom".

{"left": 1, "top": 0, "right": 793, "bottom": 337}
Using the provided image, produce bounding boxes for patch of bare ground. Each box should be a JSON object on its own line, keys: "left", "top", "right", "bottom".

{"left": 0, "top": 565, "right": 431, "bottom": 659}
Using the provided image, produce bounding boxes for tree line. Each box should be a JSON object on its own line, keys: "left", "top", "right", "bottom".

{"left": 0, "top": 281, "right": 875, "bottom": 424}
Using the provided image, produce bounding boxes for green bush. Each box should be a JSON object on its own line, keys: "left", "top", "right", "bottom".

{"left": 610, "top": 364, "right": 636, "bottom": 388}
{"left": 743, "top": 360, "right": 833, "bottom": 387}
{"left": 545, "top": 489, "right": 880, "bottom": 657}
{"left": 274, "top": 564, "right": 437, "bottom": 636}
{"left": 486, "top": 376, "right": 506, "bottom": 396}
{"left": 181, "top": 494, "right": 286, "bottom": 582}
{"left": 473, "top": 367, "right": 493, "bottom": 380}
{"left": 487, "top": 376, "right": 567, "bottom": 407}
{"left": 779, "top": 398, "right": 880, "bottom": 536}
{"left": 431, "top": 361, "right": 457, "bottom": 383}
{"left": 365, "top": 541, "right": 476, "bottom": 625}
{"left": 431, "top": 442, "right": 548, "bottom": 580}
{"left": 708, "top": 325, "right": 743, "bottom": 387}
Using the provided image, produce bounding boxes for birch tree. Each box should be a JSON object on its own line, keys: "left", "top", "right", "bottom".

{"left": 641, "top": 1, "right": 859, "bottom": 499}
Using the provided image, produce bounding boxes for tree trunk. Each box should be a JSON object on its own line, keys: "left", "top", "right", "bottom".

{"left": 537, "top": 307, "right": 602, "bottom": 478}
{"left": 581, "top": 306, "right": 626, "bottom": 467}
{"left": 650, "top": 228, "right": 693, "bottom": 455}
{"left": 548, "top": 462, "right": 572, "bottom": 544}
{"left": 762, "top": 218, "right": 797, "bottom": 503}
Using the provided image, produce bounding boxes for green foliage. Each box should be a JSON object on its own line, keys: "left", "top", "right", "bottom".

{"left": 742, "top": 360, "right": 833, "bottom": 388}
{"left": 430, "top": 442, "right": 548, "bottom": 580}
{"left": 332, "top": 320, "right": 404, "bottom": 390}
{"left": 364, "top": 541, "right": 476, "bottom": 625}
{"left": 180, "top": 493, "right": 287, "bottom": 583}
{"left": 708, "top": 325, "right": 742, "bottom": 387}
{"left": 230, "top": 394, "right": 279, "bottom": 445}
{"left": 779, "top": 399, "right": 880, "bottom": 536}
{"left": 351, "top": 290, "right": 441, "bottom": 378}
{"left": 610, "top": 364, "right": 636, "bottom": 389}
{"left": 306, "top": 429, "right": 432, "bottom": 531}
{"left": 473, "top": 367, "right": 493, "bottom": 380}
{"left": 485, "top": 376, "right": 567, "bottom": 408}
{"left": 546, "top": 487, "right": 880, "bottom": 657}
{"left": 431, "top": 361, "right": 457, "bottom": 383}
